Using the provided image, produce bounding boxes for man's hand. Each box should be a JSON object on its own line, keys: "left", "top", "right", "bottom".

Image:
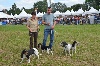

{"left": 51, "top": 25, "right": 54, "bottom": 29}
{"left": 46, "top": 22, "right": 50, "bottom": 26}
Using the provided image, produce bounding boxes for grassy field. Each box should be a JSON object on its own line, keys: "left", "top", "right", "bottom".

{"left": 0, "top": 24, "right": 100, "bottom": 66}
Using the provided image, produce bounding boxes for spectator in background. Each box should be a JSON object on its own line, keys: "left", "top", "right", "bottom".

{"left": 89, "top": 14, "right": 94, "bottom": 24}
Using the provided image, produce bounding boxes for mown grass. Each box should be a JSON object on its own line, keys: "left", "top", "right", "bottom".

{"left": 0, "top": 24, "right": 100, "bottom": 66}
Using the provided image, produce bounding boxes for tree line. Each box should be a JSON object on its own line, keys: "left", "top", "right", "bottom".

{"left": 2, "top": 0, "right": 100, "bottom": 15}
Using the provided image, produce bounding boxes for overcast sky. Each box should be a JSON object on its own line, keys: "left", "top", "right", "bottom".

{"left": 0, "top": 0, "right": 85, "bottom": 10}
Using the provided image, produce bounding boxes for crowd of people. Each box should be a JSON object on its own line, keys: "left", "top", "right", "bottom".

{"left": 0, "top": 18, "right": 27, "bottom": 25}
{"left": 55, "top": 14, "right": 100, "bottom": 25}
{"left": 0, "top": 13, "right": 100, "bottom": 25}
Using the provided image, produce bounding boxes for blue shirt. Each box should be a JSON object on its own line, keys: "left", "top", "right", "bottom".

{"left": 42, "top": 13, "right": 55, "bottom": 29}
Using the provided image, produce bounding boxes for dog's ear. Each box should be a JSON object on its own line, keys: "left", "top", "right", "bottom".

{"left": 38, "top": 43, "right": 41, "bottom": 45}
{"left": 21, "top": 49, "right": 26, "bottom": 58}
{"left": 38, "top": 43, "right": 42, "bottom": 48}
{"left": 62, "top": 41, "right": 67, "bottom": 45}
{"left": 22, "top": 49, "right": 27, "bottom": 53}
{"left": 23, "top": 49, "right": 26, "bottom": 51}
{"left": 39, "top": 43, "right": 42, "bottom": 45}
{"left": 62, "top": 41, "right": 67, "bottom": 44}
{"left": 38, "top": 44, "right": 40, "bottom": 48}
{"left": 24, "top": 49, "right": 26, "bottom": 50}
{"left": 60, "top": 41, "right": 67, "bottom": 47}
{"left": 73, "top": 41, "right": 77, "bottom": 43}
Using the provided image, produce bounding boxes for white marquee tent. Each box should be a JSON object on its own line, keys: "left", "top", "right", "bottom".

{"left": 71, "top": 9, "right": 75, "bottom": 15}
{"left": 36, "top": 12, "right": 43, "bottom": 17}
{"left": 14, "top": 14, "right": 18, "bottom": 18}
{"left": 84, "top": 7, "right": 99, "bottom": 14}
{"left": 0, "top": 12, "right": 13, "bottom": 18}
{"left": 54, "top": 11, "right": 61, "bottom": 17}
{"left": 64, "top": 10, "right": 71, "bottom": 15}
{"left": 17, "top": 9, "right": 31, "bottom": 18}
{"left": 10, "top": 13, "right": 14, "bottom": 18}
{"left": 99, "top": 9, "right": 100, "bottom": 13}
{"left": 76, "top": 8, "right": 84, "bottom": 15}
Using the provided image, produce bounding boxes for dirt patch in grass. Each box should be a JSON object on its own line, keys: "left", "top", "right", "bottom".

{"left": 0, "top": 49, "right": 4, "bottom": 54}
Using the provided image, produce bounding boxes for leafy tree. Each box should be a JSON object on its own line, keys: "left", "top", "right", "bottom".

{"left": 25, "top": 8, "right": 34, "bottom": 14}
{"left": 21, "top": 7, "right": 25, "bottom": 11}
{"left": 7, "top": 3, "right": 21, "bottom": 15}
{"left": 51, "top": 2, "right": 67, "bottom": 13}
{"left": 71, "top": 4, "right": 82, "bottom": 11}
{"left": 66, "top": 7, "right": 71, "bottom": 11}
{"left": 85, "top": 0, "right": 100, "bottom": 10}
{"left": 33, "top": 0, "right": 48, "bottom": 13}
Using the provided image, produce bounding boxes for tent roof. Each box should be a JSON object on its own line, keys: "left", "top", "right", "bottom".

{"left": 18, "top": 9, "right": 29, "bottom": 18}
{"left": 64, "top": 10, "right": 71, "bottom": 15}
{"left": 84, "top": 7, "right": 99, "bottom": 14}
{"left": 36, "top": 12, "right": 43, "bottom": 17}
{"left": 0, "top": 12, "right": 13, "bottom": 18}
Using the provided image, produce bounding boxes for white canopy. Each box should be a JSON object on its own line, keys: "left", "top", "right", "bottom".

{"left": 10, "top": 13, "right": 14, "bottom": 18}
{"left": 18, "top": 9, "right": 30, "bottom": 18}
{"left": 36, "top": 12, "right": 43, "bottom": 17}
{"left": 54, "top": 11, "right": 61, "bottom": 17}
{"left": 64, "top": 10, "right": 71, "bottom": 15}
{"left": 71, "top": 9, "right": 75, "bottom": 15}
{"left": 76, "top": 8, "right": 84, "bottom": 15}
{"left": 0, "top": 12, "right": 7, "bottom": 18}
{"left": 98, "top": 9, "right": 100, "bottom": 13}
{"left": 14, "top": 14, "right": 18, "bottom": 18}
{"left": 84, "top": 7, "right": 98, "bottom": 14}
{"left": 43, "top": 12, "right": 45, "bottom": 14}
{"left": 0, "top": 12, "right": 13, "bottom": 18}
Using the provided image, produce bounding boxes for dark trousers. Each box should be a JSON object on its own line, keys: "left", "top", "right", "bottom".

{"left": 29, "top": 31, "right": 38, "bottom": 49}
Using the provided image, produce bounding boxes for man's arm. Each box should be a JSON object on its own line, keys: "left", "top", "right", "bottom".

{"left": 51, "top": 20, "right": 56, "bottom": 29}
{"left": 42, "top": 20, "right": 50, "bottom": 25}
{"left": 53, "top": 20, "right": 56, "bottom": 27}
{"left": 53, "top": 15, "right": 56, "bottom": 27}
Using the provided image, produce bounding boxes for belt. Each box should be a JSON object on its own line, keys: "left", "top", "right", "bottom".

{"left": 45, "top": 29, "right": 53, "bottom": 30}
{"left": 45, "top": 29, "right": 53, "bottom": 34}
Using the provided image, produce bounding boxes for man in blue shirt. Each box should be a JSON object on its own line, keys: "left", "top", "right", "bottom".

{"left": 42, "top": 7, "right": 56, "bottom": 49}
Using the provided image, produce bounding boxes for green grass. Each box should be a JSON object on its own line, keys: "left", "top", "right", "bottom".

{"left": 0, "top": 24, "right": 100, "bottom": 66}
